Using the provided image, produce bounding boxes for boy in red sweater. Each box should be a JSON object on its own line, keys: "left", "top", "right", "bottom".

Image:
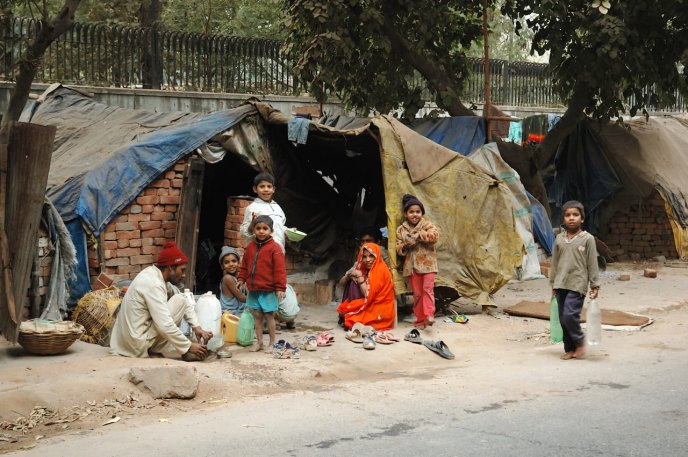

{"left": 237, "top": 215, "right": 287, "bottom": 352}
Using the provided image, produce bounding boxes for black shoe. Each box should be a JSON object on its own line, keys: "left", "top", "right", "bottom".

{"left": 285, "top": 321, "right": 296, "bottom": 330}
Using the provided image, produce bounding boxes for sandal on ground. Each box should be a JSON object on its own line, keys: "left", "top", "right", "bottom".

{"left": 316, "top": 331, "right": 335, "bottom": 346}
{"left": 352, "top": 322, "right": 375, "bottom": 337}
{"left": 345, "top": 328, "right": 364, "bottom": 343}
{"left": 423, "top": 340, "right": 455, "bottom": 360}
{"left": 404, "top": 328, "right": 423, "bottom": 344}
{"left": 362, "top": 335, "right": 376, "bottom": 350}
{"left": 299, "top": 335, "right": 317, "bottom": 351}
{"left": 373, "top": 333, "right": 393, "bottom": 345}
{"left": 382, "top": 332, "right": 400, "bottom": 342}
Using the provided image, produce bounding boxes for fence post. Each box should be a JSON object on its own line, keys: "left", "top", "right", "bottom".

{"left": 502, "top": 61, "right": 510, "bottom": 105}
{"left": 141, "top": 25, "right": 162, "bottom": 89}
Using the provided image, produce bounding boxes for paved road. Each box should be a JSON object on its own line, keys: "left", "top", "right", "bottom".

{"left": 11, "top": 338, "right": 688, "bottom": 457}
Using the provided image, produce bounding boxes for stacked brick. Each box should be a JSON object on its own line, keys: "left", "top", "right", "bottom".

{"left": 224, "top": 197, "right": 251, "bottom": 256}
{"left": 224, "top": 196, "right": 307, "bottom": 273}
{"left": 88, "top": 158, "right": 187, "bottom": 285}
{"left": 604, "top": 191, "right": 678, "bottom": 260}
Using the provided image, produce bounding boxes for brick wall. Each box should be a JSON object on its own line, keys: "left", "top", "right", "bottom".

{"left": 603, "top": 190, "right": 677, "bottom": 260}
{"left": 224, "top": 196, "right": 306, "bottom": 273}
{"left": 88, "top": 158, "right": 187, "bottom": 284}
{"left": 224, "top": 197, "right": 250, "bottom": 256}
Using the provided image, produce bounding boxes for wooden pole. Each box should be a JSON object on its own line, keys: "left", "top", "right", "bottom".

{"left": 482, "top": 0, "right": 491, "bottom": 142}
{"left": 1, "top": 123, "right": 56, "bottom": 341}
{"left": 175, "top": 156, "right": 205, "bottom": 291}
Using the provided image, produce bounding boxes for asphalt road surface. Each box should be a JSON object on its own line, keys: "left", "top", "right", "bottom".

{"left": 11, "top": 336, "right": 687, "bottom": 457}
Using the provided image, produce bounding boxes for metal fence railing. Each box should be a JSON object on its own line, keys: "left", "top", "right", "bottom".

{"left": 1, "top": 16, "right": 686, "bottom": 112}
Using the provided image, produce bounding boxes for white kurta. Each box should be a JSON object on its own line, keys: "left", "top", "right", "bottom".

{"left": 110, "top": 266, "right": 199, "bottom": 358}
{"left": 239, "top": 198, "right": 287, "bottom": 252}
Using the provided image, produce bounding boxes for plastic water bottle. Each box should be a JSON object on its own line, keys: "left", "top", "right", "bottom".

{"left": 586, "top": 299, "right": 602, "bottom": 346}
{"left": 549, "top": 297, "right": 563, "bottom": 343}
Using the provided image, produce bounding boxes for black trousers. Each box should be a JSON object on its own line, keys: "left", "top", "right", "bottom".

{"left": 555, "top": 289, "right": 585, "bottom": 353}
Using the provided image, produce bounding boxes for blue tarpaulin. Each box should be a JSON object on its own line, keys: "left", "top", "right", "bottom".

{"left": 34, "top": 91, "right": 256, "bottom": 234}
{"left": 410, "top": 117, "right": 486, "bottom": 156}
{"left": 528, "top": 192, "right": 555, "bottom": 254}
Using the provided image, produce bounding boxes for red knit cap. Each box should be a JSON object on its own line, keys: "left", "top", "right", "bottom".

{"left": 156, "top": 242, "right": 188, "bottom": 267}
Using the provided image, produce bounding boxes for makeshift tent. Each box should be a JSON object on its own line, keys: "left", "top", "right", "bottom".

{"left": 550, "top": 120, "right": 623, "bottom": 234}
{"left": 29, "top": 86, "right": 523, "bottom": 306}
{"left": 468, "top": 143, "right": 542, "bottom": 280}
{"left": 594, "top": 117, "right": 688, "bottom": 258}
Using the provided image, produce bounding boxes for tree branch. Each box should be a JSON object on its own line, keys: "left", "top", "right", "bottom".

{"left": 1, "top": 0, "right": 80, "bottom": 131}
{"left": 534, "top": 82, "right": 589, "bottom": 168}
{"left": 381, "top": 11, "right": 474, "bottom": 116}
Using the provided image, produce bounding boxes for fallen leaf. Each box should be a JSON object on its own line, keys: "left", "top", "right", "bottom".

{"left": 158, "top": 418, "right": 169, "bottom": 423}
{"left": 20, "top": 443, "right": 37, "bottom": 450}
{"left": 101, "top": 416, "right": 121, "bottom": 426}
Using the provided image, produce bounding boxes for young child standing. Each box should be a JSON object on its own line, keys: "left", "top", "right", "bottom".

{"left": 218, "top": 246, "right": 246, "bottom": 315}
{"left": 240, "top": 172, "right": 287, "bottom": 252}
{"left": 396, "top": 194, "right": 439, "bottom": 329}
{"left": 550, "top": 200, "right": 600, "bottom": 360}
{"left": 237, "top": 215, "right": 287, "bottom": 352}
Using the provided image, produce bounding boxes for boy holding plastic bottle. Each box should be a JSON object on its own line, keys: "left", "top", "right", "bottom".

{"left": 550, "top": 200, "right": 600, "bottom": 360}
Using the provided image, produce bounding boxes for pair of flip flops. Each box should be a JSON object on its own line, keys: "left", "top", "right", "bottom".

{"left": 373, "top": 332, "right": 400, "bottom": 345}
{"left": 274, "top": 340, "right": 300, "bottom": 359}
{"left": 316, "top": 331, "right": 335, "bottom": 346}
{"left": 403, "top": 329, "right": 455, "bottom": 360}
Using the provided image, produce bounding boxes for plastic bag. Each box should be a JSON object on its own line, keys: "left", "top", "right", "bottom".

{"left": 549, "top": 296, "right": 563, "bottom": 343}
{"left": 237, "top": 310, "right": 255, "bottom": 347}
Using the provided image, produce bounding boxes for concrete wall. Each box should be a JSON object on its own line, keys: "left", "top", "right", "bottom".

{"left": 0, "top": 82, "right": 347, "bottom": 117}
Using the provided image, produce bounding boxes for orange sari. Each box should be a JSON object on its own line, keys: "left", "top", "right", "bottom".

{"left": 337, "top": 243, "right": 395, "bottom": 330}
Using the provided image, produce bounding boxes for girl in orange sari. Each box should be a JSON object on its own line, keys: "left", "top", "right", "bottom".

{"left": 337, "top": 243, "right": 395, "bottom": 331}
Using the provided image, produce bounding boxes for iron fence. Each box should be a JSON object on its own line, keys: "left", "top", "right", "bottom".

{"left": 1, "top": 15, "right": 686, "bottom": 112}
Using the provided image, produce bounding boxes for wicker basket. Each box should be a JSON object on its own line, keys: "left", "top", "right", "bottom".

{"left": 72, "top": 287, "right": 121, "bottom": 346}
{"left": 18, "top": 320, "right": 84, "bottom": 355}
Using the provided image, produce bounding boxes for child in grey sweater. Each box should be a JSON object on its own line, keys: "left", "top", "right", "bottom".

{"left": 550, "top": 200, "right": 600, "bottom": 360}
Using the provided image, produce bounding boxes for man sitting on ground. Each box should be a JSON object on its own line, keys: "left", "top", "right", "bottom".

{"left": 110, "top": 242, "right": 212, "bottom": 361}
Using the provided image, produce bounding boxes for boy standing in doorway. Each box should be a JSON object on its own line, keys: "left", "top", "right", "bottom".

{"left": 240, "top": 172, "right": 287, "bottom": 252}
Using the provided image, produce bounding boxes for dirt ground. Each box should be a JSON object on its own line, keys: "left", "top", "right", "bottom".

{"left": 1, "top": 260, "right": 686, "bottom": 453}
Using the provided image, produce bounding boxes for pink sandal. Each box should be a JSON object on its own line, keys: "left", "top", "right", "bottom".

{"left": 316, "top": 331, "right": 335, "bottom": 346}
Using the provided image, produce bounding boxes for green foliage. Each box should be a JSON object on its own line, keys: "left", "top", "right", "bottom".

{"left": 466, "top": 2, "right": 541, "bottom": 62}
{"left": 6, "top": 1, "right": 286, "bottom": 37}
{"left": 160, "top": 0, "right": 285, "bottom": 37}
{"left": 284, "top": 0, "right": 490, "bottom": 117}
{"left": 502, "top": 0, "right": 688, "bottom": 120}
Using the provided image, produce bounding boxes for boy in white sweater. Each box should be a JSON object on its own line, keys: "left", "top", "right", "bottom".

{"left": 240, "top": 172, "right": 287, "bottom": 252}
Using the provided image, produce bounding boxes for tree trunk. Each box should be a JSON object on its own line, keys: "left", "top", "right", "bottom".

{"left": 534, "top": 82, "right": 589, "bottom": 169}
{"left": 381, "top": 11, "right": 474, "bottom": 117}
{"left": 138, "top": 0, "right": 162, "bottom": 89}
